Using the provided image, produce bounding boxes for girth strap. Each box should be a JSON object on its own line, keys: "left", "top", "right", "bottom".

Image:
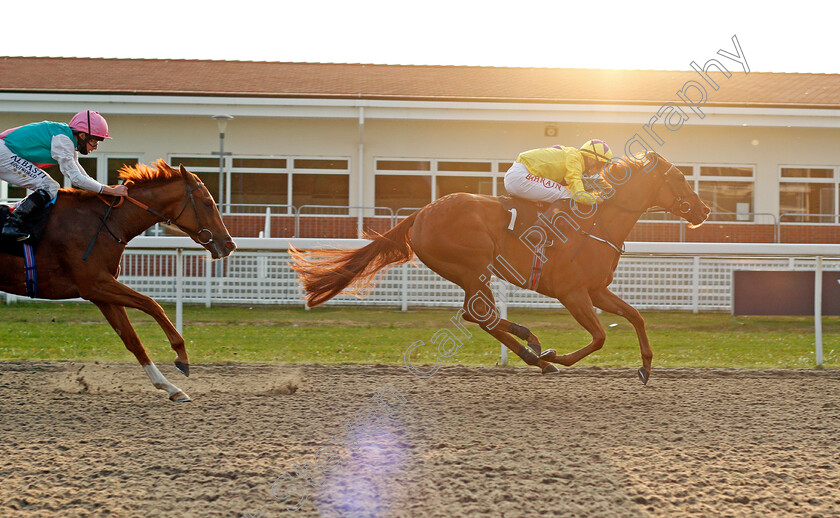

{"left": 23, "top": 243, "right": 37, "bottom": 298}
{"left": 528, "top": 241, "right": 546, "bottom": 291}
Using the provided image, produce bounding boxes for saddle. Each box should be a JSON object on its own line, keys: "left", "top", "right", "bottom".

{"left": 498, "top": 195, "right": 580, "bottom": 243}
{"left": 0, "top": 203, "right": 54, "bottom": 257}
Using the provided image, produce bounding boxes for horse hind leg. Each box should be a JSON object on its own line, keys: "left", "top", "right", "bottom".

{"left": 461, "top": 284, "right": 559, "bottom": 374}
{"left": 94, "top": 302, "right": 191, "bottom": 402}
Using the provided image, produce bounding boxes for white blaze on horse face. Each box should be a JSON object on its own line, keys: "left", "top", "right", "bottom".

{"left": 143, "top": 363, "right": 186, "bottom": 399}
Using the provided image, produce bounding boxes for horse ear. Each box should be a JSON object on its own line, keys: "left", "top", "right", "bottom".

{"left": 644, "top": 151, "right": 661, "bottom": 174}
{"left": 179, "top": 164, "right": 198, "bottom": 185}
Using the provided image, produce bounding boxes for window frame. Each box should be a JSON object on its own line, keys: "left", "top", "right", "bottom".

{"left": 681, "top": 163, "right": 756, "bottom": 222}
{"left": 778, "top": 165, "right": 839, "bottom": 224}
{"left": 0, "top": 153, "right": 143, "bottom": 201}
{"left": 169, "top": 154, "right": 351, "bottom": 214}
{"left": 374, "top": 157, "right": 510, "bottom": 213}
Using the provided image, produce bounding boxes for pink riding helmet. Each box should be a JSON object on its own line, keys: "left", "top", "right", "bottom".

{"left": 69, "top": 110, "right": 111, "bottom": 139}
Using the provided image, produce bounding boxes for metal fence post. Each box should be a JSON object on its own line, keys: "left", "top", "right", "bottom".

{"left": 205, "top": 251, "right": 212, "bottom": 308}
{"left": 499, "top": 280, "right": 509, "bottom": 366}
{"left": 815, "top": 256, "right": 823, "bottom": 366}
{"left": 401, "top": 263, "right": 408, "bottom": 312}
{"left": 176, "top": 248, "right": 183, "bottom": 334}
{"left": 692, "top": 256, "right": 701, "bottom": 313}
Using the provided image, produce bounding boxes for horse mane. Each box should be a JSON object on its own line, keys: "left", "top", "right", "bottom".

{"left": 118, "top": 159, "right": 181, "bottom": 185}
{"left": 59, "top": 159, "right": 182, "bottom": 201}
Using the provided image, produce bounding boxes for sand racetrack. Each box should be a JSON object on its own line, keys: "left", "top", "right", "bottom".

{"left": 1, "top": 361, "right": 838, "bottom": 517}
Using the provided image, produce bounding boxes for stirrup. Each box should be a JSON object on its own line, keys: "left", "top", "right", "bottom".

{"left": 532, "top": 220, "right": 555, "bottom": 248}
{"left": 1, "top": 225, "right": 29, "bottom": 241}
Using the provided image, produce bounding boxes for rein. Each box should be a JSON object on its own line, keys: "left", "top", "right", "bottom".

{"left": 574, "top": 163, "right": 686, "bottom": 257}
{"left": 121, "top": 183, "right": 214, "bottom": 245}
{"left": 89, "top": 179, "right": 216, "bottom": 253}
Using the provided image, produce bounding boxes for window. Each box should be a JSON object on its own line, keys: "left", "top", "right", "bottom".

{"left": 697, "top": 165, "right": 755, "bottom": 221}
{"left": 107, "top": 157, "right": 140, "bottom": 185}
{"left": 374, "top": 158, "right": 508, "bottom": 212}
{"left": 293, "top": 173, "right": 349, "bottom": 208}
{"left": 230, "top": 171, "right": 287, "bottom": 205}
{"left": 779, "top": 167, "right": 838, "bottom": 223}
{"left": 637, "top": 164, "right": 756, "bottom": 222}
{"left": 170, "top": 154, "right": 350, "bottom": 213}
{"left": 292, "top": 158, "right": 350, "bottom": 209}
{"left": 437, "top": 176, "right": 491, "bottom": 198}
{"left": 375, "top": 175, "right": 431, "bottom": 211}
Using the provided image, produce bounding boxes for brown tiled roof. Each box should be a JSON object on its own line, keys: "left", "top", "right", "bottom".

{"left": 1, "top": 56, "right": 839, "bottom": 109}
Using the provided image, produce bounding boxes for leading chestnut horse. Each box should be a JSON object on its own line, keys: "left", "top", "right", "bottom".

{"left": 0, "top": 160, "right": 236, "bottom": 401}
{"left": 291, "top": 152, "right": 710, "bottom": 384}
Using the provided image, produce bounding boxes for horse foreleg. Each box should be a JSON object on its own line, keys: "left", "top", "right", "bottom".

{"left": 540, "top": 290, "right": 606, "bottom": 368}
{"left": 591, "top": 288, "right": 652, "bottom": 385}
{"left": 461, "top": 285, "right": 559, "bottom": 374}
{"left": 83, "top": 278, "right": 189, "bottom": 376}
{"left": 500, "top": 320, "right": 543, "bottom": 356}
{"left": 93, "top": 302, "right": 191, "bottom": 402}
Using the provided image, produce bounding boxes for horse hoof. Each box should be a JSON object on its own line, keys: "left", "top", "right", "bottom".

{"left": 637, "top": 367, "right": 650, "bottom": 385}
{"left": 170, "top": 391, "right": 192, "bottom": 403}
{"left": 541, "top": 363, "right": 560, "bottom": 375}
{"left": 528, "top": 342, "right": 542, "bottom": 356}
{"left": 175, "top": 361, "right": 190, "bottom": 377}
{"left": 539, "top": 349, "right": 557, "bottom": 362}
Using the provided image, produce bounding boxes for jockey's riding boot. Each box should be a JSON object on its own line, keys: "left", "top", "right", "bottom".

{"left": 1, "top": 189, "right": 52, "bottom": 242}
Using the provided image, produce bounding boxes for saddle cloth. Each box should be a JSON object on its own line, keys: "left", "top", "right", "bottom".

{"left": 498, "top": 195, "right": 576, "bottom": 239}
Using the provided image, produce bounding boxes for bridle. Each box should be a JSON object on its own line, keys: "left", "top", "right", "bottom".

{"left": 576, "top": 163, "right": 694, "bottom": 257}
{"left": 125, "top": 179, "right": 216, "bottom": 245}
{"left": 654, "top": 165, "right": 694, "bottom": 216}
{"left": 603, "top": 163, "right": 693, "bottom": 218}
{"left": 95, "top": 177, "right": 216, "bottom": 246}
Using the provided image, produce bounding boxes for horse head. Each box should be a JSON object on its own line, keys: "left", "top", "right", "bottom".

{"left": 172, "top": 163, "right": 237, "bottom": 259}
{"left": 643, "top": 152, "right": 710, "bottom": 228}
{"left": 604, "top": 152, "right": 710, "bottom": 228}
{"left": 120, "top": 160, "right": 237, "bottom": 259}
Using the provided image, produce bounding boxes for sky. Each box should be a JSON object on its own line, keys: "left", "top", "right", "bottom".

{"left": 3, "top": 0, "right": 838, "bottom": 74}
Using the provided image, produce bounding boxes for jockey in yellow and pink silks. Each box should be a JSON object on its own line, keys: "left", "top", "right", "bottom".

{"left": 504, "top": 139, "right": 613, "bottom": 206}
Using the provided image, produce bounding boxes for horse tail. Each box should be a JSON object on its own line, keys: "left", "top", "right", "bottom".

{"left": 290, "top": 211, "right": 419, "bottom": 307}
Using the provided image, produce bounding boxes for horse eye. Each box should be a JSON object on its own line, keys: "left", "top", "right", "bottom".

{"left": 203, "top": 198, "right": 213, "bottom": 207}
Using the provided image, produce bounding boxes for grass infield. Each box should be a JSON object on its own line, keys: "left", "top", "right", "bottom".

{"left": 0, "top": 302, "right": 837, "bottom": 369}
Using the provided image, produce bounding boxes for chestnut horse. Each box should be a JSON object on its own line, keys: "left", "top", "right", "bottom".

{"left": 291, "top": 152, "right": 710, "bottom": 384}
{"left": 0, "top": 160, "right": 236, "bottom": 401}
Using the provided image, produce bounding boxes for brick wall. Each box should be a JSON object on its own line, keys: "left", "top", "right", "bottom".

{"left": 218, "top": 215, "right": 840, "bottom": 244}
{"left": 221, "top": 215, "right": 402, "bottom": 239}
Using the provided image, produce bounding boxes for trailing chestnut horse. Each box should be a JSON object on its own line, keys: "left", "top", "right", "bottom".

{"left": 291, "top": 152, "right": 710, "bottom": 384}
{"left": 0, "top": 160, "right": 236, "bottom": 401}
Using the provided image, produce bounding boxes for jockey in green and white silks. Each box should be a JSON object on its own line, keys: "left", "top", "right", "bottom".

{"left": 0, "top": 111, "right": 128, "bottom": 241}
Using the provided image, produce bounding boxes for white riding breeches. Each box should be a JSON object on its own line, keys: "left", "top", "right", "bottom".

{"left": 503, "top": 161, "right": 571, "bottom": 202}
{"left": 0, "top": 139, "right": 61, "bottom": 198}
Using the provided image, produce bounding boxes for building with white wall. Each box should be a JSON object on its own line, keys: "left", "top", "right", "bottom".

{"left": 1, "top": 57, "right": 838, "bottom": 241}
